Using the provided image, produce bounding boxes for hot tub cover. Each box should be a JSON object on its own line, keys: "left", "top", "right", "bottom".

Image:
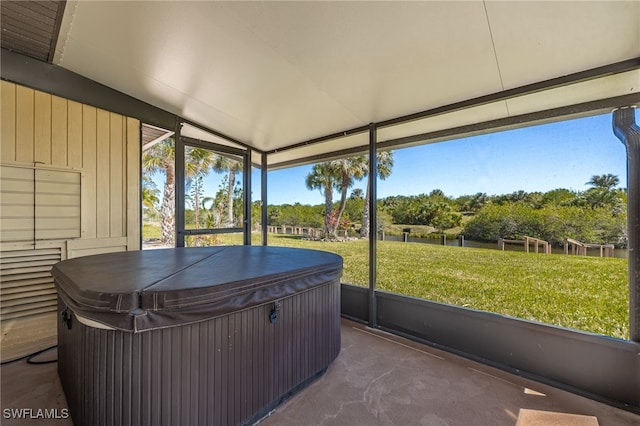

{"left": 52, "top": 246, "right": 343, "bottom": 332}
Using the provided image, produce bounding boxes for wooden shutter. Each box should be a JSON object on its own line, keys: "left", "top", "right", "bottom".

{"left": 35, "top": 168, "right": 81, "bottom": 240}
{"left": 0, "top": 165, "right": 34, "bottom": 242}
{"left": 0, "top": 165, "right": 81, "bottom": 242}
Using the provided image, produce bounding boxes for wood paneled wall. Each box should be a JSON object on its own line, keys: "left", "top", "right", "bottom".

{"left": 0, "top": 80, "right": 141, "bottom": 360}
{"left": 1, "top": 81, "right": 140, "bottom": 250}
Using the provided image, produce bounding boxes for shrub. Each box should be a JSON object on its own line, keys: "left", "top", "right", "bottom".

{"left": 463, "top": 203, "right": 626, "bottom": 247}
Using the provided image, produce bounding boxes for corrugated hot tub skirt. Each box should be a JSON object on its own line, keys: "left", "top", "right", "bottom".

{"left": 53, "top": 247, "right": 342, "bottom": 426}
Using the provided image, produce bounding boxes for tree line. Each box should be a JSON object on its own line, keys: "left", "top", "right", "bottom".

{"left": 270, "top": 172, "right": 627, "bottom": 247}
{"left": 143, "top": 140, "right": 626, "bottom": 248}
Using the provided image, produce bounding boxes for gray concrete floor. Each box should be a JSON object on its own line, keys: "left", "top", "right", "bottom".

{"left": 1, "top": 319, "right": 638, "bottom": 426}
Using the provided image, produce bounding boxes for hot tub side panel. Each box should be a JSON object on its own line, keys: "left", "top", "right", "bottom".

{"left": 57, "top": 280, "right": 340, "bottom": 426}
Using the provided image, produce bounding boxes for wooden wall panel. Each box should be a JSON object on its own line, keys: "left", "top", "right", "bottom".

{"left": 67, "top": 237, "right": 127, "bottom": 259}
{"left": 15, "top": 86, "right": 34, "bottom": 163}
{"left": 51, "top": 95, "right": 68, "bottom": 167}
{"left": 127, "top": 117, "right": 141, "bottom": 250}
{"left": 82, "top": 105, "right": 98, "bottom": 239}
{"left": 1, "top": 81, "right": 16, "bottom": 162}
{"left": 110, "top": 113, "right": 124, "bottom": 237}
{"left": 1, "top": 82, "right": 141, "bottom": 249}
{"left": 67, "top": 101, "right": 83, "bottom": 169}
{"left": 96, "top": 109, "right": 110, "bottom": 239}
{"left": 34, "top": 91, "right": 51, "bottom": 164}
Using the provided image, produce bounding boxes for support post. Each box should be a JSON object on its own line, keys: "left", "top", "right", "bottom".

{"left": 261, "top": 152, "right": 268, "bottom": 246}
{"left": 613, "top": 107, "right": 640, "bottom": 342}
{"left": 175, "top": 121, "right": 185, "bottom": 248}
{"left": 243, "top": 149, "right": 252, "bottom": 245}
{"left": 368, "top": 123, "right": 378, "bottom": 328}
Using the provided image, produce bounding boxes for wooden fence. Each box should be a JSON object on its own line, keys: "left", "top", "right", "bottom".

{"left": 266, "top": 225, "right": 349, "bottom": 238}
{"left": 498, "top": 236, "right": 551, "bottom": 254}
{"left": 564, "top": 238, "right": 614, "bottom": 257}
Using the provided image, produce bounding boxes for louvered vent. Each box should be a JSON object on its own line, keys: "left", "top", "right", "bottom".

{"left": 0, "top": 247, "right": 61, "bottom": 321}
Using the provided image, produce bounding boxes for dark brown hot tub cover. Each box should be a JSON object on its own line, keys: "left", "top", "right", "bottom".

{"left": 52, "top": 246, "right": 343, "bottom": 332}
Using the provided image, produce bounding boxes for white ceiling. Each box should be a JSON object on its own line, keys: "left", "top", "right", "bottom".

{"left": 54, "top": 1, "right": 639, "bottom": 166}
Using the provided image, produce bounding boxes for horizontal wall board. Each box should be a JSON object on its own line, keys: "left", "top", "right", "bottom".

{"left": 0, "top": 230, "right": 34, "bottom": 242}
{"left": 0, "top": 177, "right": 33, "bottom": 192}
{"left": 0, "top": 218, "right": 33, "bottom": 230}
{"left": 35, "top": 193, "right": 81, "bottom": 206}
{"left": 36, "top": 181, "right": 80, "bottom": 194}
{"left": 0, "top": 192, "right": 34, "bottom": 205}
{"left": 36, "top": 205, "right": 80, "bottom": 217}
{"left": 1, "top": 204, "right": 33, "bottom": 217}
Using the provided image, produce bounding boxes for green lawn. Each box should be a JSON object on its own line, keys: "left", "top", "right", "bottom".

{"left": 142, "top": 223, "right": 162, "bottom": 240}
{"left": 144, "top": 226, "right": 629, "bottom": 339}
{"left": 265, "top": 234, "right": 629, "bottom": 340}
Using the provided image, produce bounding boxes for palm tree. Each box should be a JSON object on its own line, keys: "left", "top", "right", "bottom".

{"left": 361, "top": 151, "right": 394, "bottom": 238}
{"left": 143, "top": 140, "right": 217, "bottom": 246}
{"left": 350, "top": 188, "right": 364, "bottom": 199}
{"left": 306, "top": 162, "right": 338, "bottom": 238}
{"left": 142, "top": 138, "right": 176, "bottom": 245}
{"left": 212, "top": 154, "right": 243, "bottom": 227}
{"left": 141, "top": 175, "right": 160, "bottom": 221}
{"left": 584, "top": 174, "right": 622, "bottom": 210}
{"left": 330, "top": 157, "right": 367, "bottom": 236}
{"left": 587, "top": 174, "right": 620, "bottom": 190}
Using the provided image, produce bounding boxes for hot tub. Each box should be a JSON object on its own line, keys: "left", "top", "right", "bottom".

{"left": 52, "top": 246, "right": 342, "bottom": 426}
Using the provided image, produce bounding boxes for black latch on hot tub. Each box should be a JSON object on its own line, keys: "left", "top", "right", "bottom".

{"left": 61, "top": 307, "right": 73, "bottom": 330}
{"left": 269, "top": 301, "right": 281, "bottom": 324}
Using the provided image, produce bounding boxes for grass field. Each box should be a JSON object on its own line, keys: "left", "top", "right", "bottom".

{"left": 143, "top": 226, "right": 629, "bottom": 339}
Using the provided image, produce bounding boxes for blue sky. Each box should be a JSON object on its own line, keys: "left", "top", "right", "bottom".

{"left": 264, "top": 110, "right": 635, "bottom": 206}
{"left": 153, "top": 110, "right": 636, "bottom": 207}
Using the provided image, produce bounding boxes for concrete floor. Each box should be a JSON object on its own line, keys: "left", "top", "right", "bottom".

{"left": 1, "top": 319, "right": 638, "bottom": 426}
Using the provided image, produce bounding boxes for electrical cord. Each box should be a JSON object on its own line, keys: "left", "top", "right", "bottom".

{"left": 0, "top": 345, "right": 58, "bottom": 365}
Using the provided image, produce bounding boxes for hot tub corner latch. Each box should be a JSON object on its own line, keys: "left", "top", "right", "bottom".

{"left": 269, "top": 301, "right": 281, "bottom": 324}
{"left": 61, "top": 307, "right": 73, "bottom": 330}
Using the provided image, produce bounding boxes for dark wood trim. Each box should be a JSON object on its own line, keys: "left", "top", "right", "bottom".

{"left": 47, "top": 1, "right": 67, "bottom": 63}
